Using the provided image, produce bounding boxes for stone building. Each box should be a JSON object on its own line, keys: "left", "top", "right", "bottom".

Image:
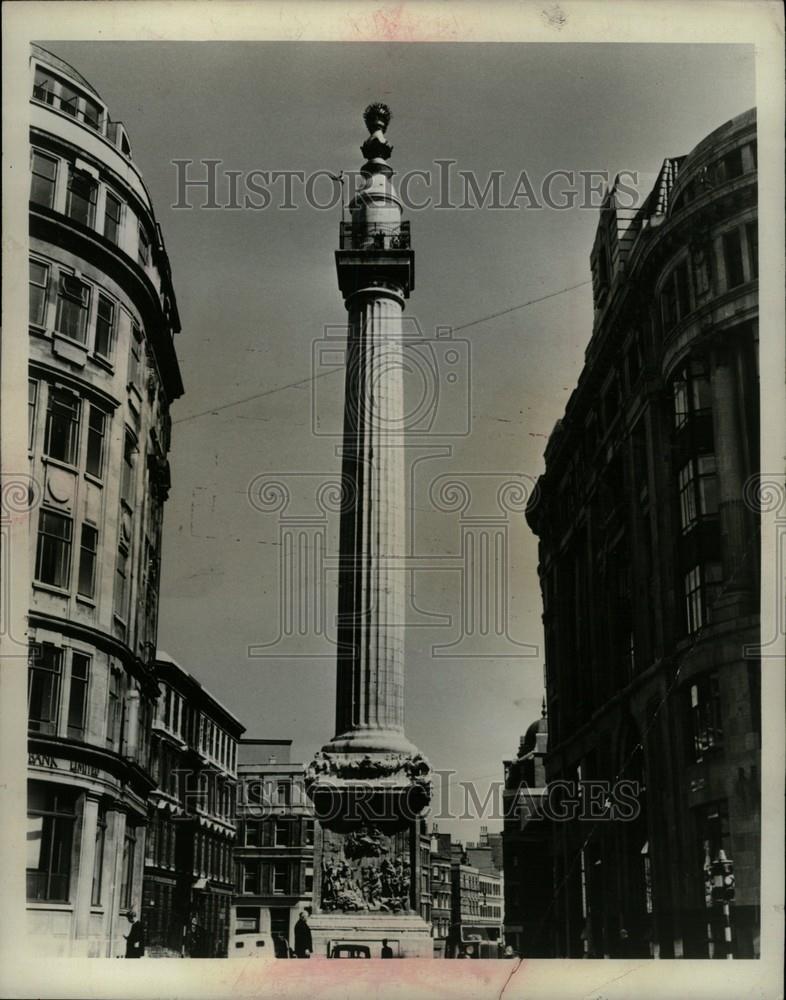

{"left": 429, "top": 831, "right": 453, "bottom": 955}
{"left": 526, "top": 109, "right": 759, "bottom": 958}
{"left": 26, "top": 44, "right": 182, "bottom": 957}
{"left": 502, "top": 706, "right": 554, "bottom": 957}
{"left": 231, "top": 740, "right": 315, "bottom": 954}
{"left": 142, "top": 652, "right": 244, "bottom": 957}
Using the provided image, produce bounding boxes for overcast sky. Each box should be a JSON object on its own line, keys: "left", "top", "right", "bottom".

{"left": 46, "top": 41, "right": 754, "bottom": 839}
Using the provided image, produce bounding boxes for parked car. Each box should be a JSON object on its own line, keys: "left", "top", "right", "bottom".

{"left": 329, "top": 943, "right": 371, "bottom": 959}
{"left": 229, "top": 935, "right": 274, "bottom": 958}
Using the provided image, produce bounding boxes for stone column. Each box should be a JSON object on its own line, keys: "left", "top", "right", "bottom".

{"left": 305, "top": 104, "right": 431, "bottom": 959}
{"left": 334, "top": 287, "right": 407, "bottom": 748}
{"left": 71, "top": 792, "right": 100, "bottom": 953}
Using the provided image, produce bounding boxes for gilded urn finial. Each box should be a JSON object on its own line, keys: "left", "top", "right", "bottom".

{"left": 361, "top": 102, "right": 394, "bottom": 164}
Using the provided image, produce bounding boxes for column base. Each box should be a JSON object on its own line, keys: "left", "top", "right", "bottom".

{"left": 307, "top": 912, "right": 433, "bottom": 959}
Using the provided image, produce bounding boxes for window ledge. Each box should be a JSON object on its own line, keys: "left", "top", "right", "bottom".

{"left": 41, "top": 455, "right": 79, "bottom": 475}
{"left": 92, "top": 354, "right": 115, "bottom": 375}
{"left": 84, "top": 472, "right": 104, "bottom": 489}
{"left": 75, "top": 594, "right": 97, "bottom": 608}
{"left": 32, "top": 581, "right": 71, "bottom": 598}
{"left": 26, "top": 901, "right": 73, "bottom": 911}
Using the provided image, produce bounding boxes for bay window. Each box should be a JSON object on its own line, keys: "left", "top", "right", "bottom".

{"left": 44, "top": 386, "right": 80, "bottom": 464}
{"left": 26, "top": 784, "right": 75, "bottom": 902}
{"left": 689, "top": 673, "right": 723, "bottom": 760}
{"left": 35, "top": 510, "right": 72, "bottom": 589}
{"left": 55, "top": 274, "right": 90, "bottom": 343}
{"left": 104, "top": 191, "right": 123, "bottom": 244}
{"left": 29, "top": 259, "right": 49, "bottom": 326}
{"left": 85, "top": 405, "right": 107, "bottom": 479}
{"left": 94, "top": 293, "right": 116, "bottom": 360}
{"left": 77, "top": 523, "right": 98, "bottom": 599}
{"left": 28, "top": 645, "right": 62, "bottom": 734}
{"left": 66, "top": 166, "right": 97, "bottom": 228}
{"left": 30, "top": 150, "right": 58, "bottom": 208}
{"left": 66, "top": 651, "right": 90, "bottom": 738}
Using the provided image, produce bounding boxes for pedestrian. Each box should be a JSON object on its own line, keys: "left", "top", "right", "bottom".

{"left": 294, "top": 910, "right": 312, "bottom": 958}
{"left": 503, "top": 944, "right": 516, "bottom": 959}
{"left": 381, "top": 938, "right": 393, "bottom": 958}
{"left": 124, "top": 909, "right": 145, "bottom": 959}
{"left": 273, "top": 933, "right": 290, "bottom": 958}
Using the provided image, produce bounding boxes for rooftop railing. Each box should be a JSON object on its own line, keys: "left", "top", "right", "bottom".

{"left": 339, "top": 221, "right": 411, "bottom": 250}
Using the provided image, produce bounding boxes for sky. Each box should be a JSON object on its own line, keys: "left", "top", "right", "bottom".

{"left": 45, "top": 40, "right": 754, "bottom": 840}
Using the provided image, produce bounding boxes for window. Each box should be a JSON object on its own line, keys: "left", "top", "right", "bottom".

{"left": 82, "top": 95, "right": 101, "bottom": 130}
{"left": 28, "top": 645, "right": 63, "bottom": 734}
{"left": 274, "top": 821, "right": 291, "bottom": 847}
{"left": 26, "top": 784, "right": 75, "bottom": 902}
{"left": 276, "top": 782, "right": 291, "bottom": 807}
{"left": 120, "top": 827, "right": 136, "bottom": 909}
{"left": 241, "top": 863, "right": 260, "bottom": 895}
{"left": 28, "top": 380, "right": 38, "bottom": 451}
{"left": 236, "top": 906, "right": 260, "bottom": 934}
{"left": 273, "top": 862, "right": 288, "bottom": 894}
{"left": 44, "top": 386, "right": 81, "bottom": 464}
{"left": 76, "top": 523, "right": 99, "bottom": 599}
{"left": 723, "top": 229, "right": 745, "bottom": 290}
{"left": 94, "top": 294, "right": 116, "bottom": 360}
{"left": 66, "top": 166, "right": 97, "bottom": 228}
{"left": 746, "top": 222, "right": 758, "bottom": 279}
{"left": 107, "top": 668, "right": 122, "bottom": 748}
{"left": 121, "top": 431, "right": 136, "bottom": 505}
{"left": 244, "top": 822, "right": 261, "bottom": 847}
{"left": 29, "top": 259, "right": 49, "bottom": 326}
{"left": 678, "top": 456, "right": 719, "bottom": 533}
{"left": 684, "top": 561, "right": 723, "bottom": 634}
{"left": 660, "top": 260, "right": 691, "bottom": 332}
{"left": 35, "top": 510, "right": 72, "bottom": 589}
{"left": 305, "top": 866, "right": 314, "bottom": 894}
{"left": 91, "top": 808, "right": 107, "bottom": 905}
{"left": 66, "top": 652, "right": 90, "bottom": 737}
{"left": 114, "top": 545, "right": 130, "bottom": 622}
{"left": 690, "top": 673, "right": 723, "bottom": 760}
{"left": 138, "top": 224, "right": 151, "bottom": 267}
{"left": 673, "top": 360, "right": 711, "bottom": 430}
{"left": 30, "top": 150, "right": 58, "bottom": 208}
{"left": 128, "top": 323, "right": 144, "bottom": 390}
{"left": 55, "top": 274, "right": 90, "bottom": 344}
{"left": 85, "top": 406, "right": 107, "bottom": 479}
{"left": 304, "top": 820, "right": 314, "bottom": 846}
{"left": 103, "top": 191, "right": 123, "bottom": 244}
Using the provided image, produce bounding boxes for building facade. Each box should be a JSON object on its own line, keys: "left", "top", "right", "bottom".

{"left": 526, "top": 109, "right": 759, "bottom": 959}
{"left": 429, "top": 833, "right": 453, "bottom": 956}
{"left": 502, "top": 709, "right": 554, "bottom": 957}
{"left": 142, "top": 653, "right": 244, "bottom": 957}
{"left": 231, "top": 740, "right": 315, "bottom": 954}
{"left": 26, "top": 44, "right": 183, "bottom": 957}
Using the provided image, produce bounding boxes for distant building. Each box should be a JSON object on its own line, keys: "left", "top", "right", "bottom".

{"left": 26, "top": 44, "right": 182, "bottom": 957}
{"left": 429, "top": 830, "right": 453, "bottom": 955}
{"left": 231, "top": 740, "right": 315, "bottom": 955}
{"left": 526, "top": 109, "right": 759, "bottom": 959}
{"left": 142, "top": 653, "right": 244, "bottom": 957}
{"left": 502, "top": 705, "right": 554, "bottom": 956}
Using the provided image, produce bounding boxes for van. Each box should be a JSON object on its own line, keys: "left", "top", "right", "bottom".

{"left": 229, "top": 934, "right": 274, "bottom": 959}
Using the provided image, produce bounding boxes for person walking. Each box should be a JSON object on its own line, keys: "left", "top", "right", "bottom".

{"left": 124, "top": 909, "right": 145, "bottom": 958}
{"left": 294, "top": 911, "right": 312, "bottom": 958}
{"left": 380, "top": 938, "right": 394, "bottom": 958}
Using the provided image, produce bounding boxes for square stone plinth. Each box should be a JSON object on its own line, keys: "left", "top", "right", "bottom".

{"left": 308, "top": 912, "right": 433, "bottom": 959}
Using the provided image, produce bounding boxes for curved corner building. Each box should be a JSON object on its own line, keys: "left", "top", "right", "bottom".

{"left": 526, "top": 109, "right": 759, "bottom": 958}
{"left": 26, "top": 45, "right": 183, "bottom": 956}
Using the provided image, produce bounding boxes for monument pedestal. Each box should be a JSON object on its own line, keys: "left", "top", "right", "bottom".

{"left": 308, "top": 912, "right": 433, "bottom": 959}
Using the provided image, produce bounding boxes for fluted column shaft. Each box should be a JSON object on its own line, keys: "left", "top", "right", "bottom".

{"left": 335, "top": 287, "right": 406, "bottom": 743}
